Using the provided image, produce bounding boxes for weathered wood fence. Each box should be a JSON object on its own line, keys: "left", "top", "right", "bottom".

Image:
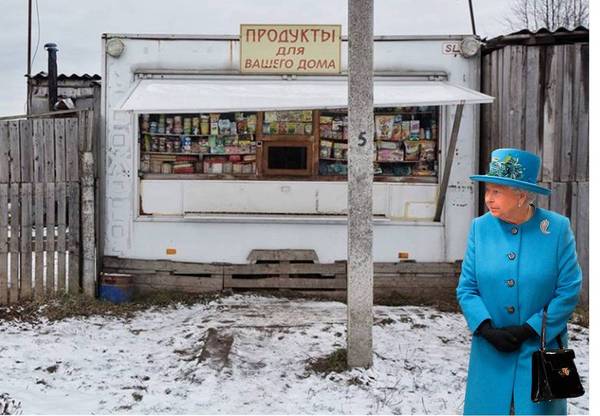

{"left": 0, "top": 110, "right": 96, "bottom": 304}
{"left": 480, "top": 33, "right": 589, "bottom": 303}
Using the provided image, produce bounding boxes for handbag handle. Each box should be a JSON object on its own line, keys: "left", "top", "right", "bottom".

{"left": 540, "top": 305, "right": 564, "bottom": 351}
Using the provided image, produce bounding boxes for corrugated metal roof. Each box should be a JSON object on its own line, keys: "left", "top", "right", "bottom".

{"left": 30, "top": 72, "right": 101, "bottom": 81}
{"left": 483, "top": 26, "right": 588, "bottom": 53}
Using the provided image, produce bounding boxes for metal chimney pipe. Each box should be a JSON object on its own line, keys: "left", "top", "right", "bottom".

{"left": 44, "top": 43, "right": 58, "bottom": 111}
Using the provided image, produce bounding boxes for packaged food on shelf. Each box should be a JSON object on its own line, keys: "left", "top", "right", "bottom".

{"left": 320, "top": 140, "right": 333, "bottom": 158}
{"left": 140, "top": 154, "right": 151, "bottom": 173}
{"left": 410, "top": 120, "right": 420, "bottom": 140}
{"left": 173, "top": 116, "right": 183, "bottom": 134}
{"left": 377, "top": 141, "right": 399, "bottom": 150}
{"left": 158, "top": 115, "right": 166, "bottom": 134}
{"left": 419, "top": 140, "right": 436, "bottom": 162}
{"left": 391, "top": 115, "right": 403, "bottom": 140}
{"left": 377, "top": 149, "right": 404, "bottom": 162}
{"left": 161, "top": 162, "right": 173, "bottom": 174}
{"left": 413, "top": 161, "right": 435, "bottom": 176}
{"left": 333, "top": 142, "right": 348, "bottom": 160}
{"left": 200, "top": 115, "right": 210, "bottom": 135}
{"left": 404, "top": 141, "right": 420, "bottom": 161}
{"left": 141, "top": 114, "right": 150, "bottom": 132}
{"left": 192, "top": 117, "right": 200, "bottom": 135}
{"left": 301, "top": 110, "right": 313, "bottom": 122}
{"left": 332, "top": 117, "right": 343, "bottom": 132}
{"left": 320, "top": 116, "right": 333, "bottom": 125}
{"left": 183, "top": 117, "right": 192, "bottom": 135}
{"left": 216, "top": 119, "right": 229, "bottom": 135}
{"left": 320, "top": 124, "right": 332, "bottom": 139}
{"left": 375, "top": 115, "right": 394, "bottom": 140}
{"left": 166, "top": 117, "right": 174, "bottom": 134}
{"left": 401, "top": 121, "right": 411, "bottom": 140}
{"left": 247, "top": 115, "right": 257, "bottom": 133}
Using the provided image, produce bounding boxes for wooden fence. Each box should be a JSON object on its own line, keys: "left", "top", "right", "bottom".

{"left": 0, "top": 110, "right": 96, "bottom": 304}
{"left": 480, "top": 41, "right": 589, "bottom": 303}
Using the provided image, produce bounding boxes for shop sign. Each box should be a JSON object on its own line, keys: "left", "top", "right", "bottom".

{"left": 240, "top": 24, "right": 341, "bottom": 74}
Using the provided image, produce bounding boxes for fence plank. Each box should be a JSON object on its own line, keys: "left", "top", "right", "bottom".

{"left": 500, "top": 47, "right": 510, "bottom": 146}
{"left": 32, "top": 119, "right": 45, "bottom": 183}
{"left": 65, "top": 118, "right": 79, "bottom": 182}
{"left": 43, "top": 119, "right": 55, "bottom": 183}
{"left": 9, "top": 121, "right": 21, "bottom": 183}
{"left": 541, "top": 47, "right": 556, "bottom": 182}
{"left": 45, "top": 182, "right": 56, "bottom": 294}
{"left": 552, "top": 46, "right": 565, "bottom": 182}
{"left": 0, "top": 121, "right": 9, "bottom": 183}
{"left": 536, "top": 182, "right": 551, "bottom": 210}
{"left": 524, "top": 47, "right": 541, "bottom": 155}
{"left": 67, "top": 182, "right": 80, "bottom": 294}
{"left": 0, "top": 184, "right": 8, "bottom": 304}
{"left": 19, "top": 183, "right": 33, "bottom": 300}
{"left": 575, "top": 44, "right": 589, "bottom": 181}
{"left": 9, "top": 183, "right": 20, "bottom": 302}
{"left": 575, "top": 182, "right": 589, "bottom": 304}
{"left": 34, "top": 182, "right": 45, "bottom": 299}
{"left": 508, "top": 46, "right": 525, "bottom": 148}
{"left": 54, "top": 119, "right": 66, "bottom": 182}
{"left": 549, "top": 182, "right": 568, "bottom": 216}
{"left": 490, "top": 50, "right": 500, "bottom": 155}
{"left": 19, "top": 120, "right": 33, "bottom": 183}
{"left": 56, "top": 182, "right": 67, "bottom": 292}
{"left": 560, "top": 45, "right": 575, "bottom": 182}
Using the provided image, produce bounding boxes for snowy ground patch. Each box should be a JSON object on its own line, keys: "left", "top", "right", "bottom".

{"left": 0, "top": 294, "right": 589, "bottom": 414}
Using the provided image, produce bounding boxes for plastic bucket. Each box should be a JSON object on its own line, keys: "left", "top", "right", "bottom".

{"left": 99, "top": 274, "right": 133, "bottom": 303}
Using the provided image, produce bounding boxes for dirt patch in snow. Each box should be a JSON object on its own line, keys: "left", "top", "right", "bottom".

{"left": 306, "top": 348, "right": 348, "bottom": 375}
{"left": 198, "top": 328, "right": 235, "bottom": 371}
{"left": 0, "top": 291, "right": 223, "bottom": 324}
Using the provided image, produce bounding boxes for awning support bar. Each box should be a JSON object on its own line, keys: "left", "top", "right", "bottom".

{"left": 434, "top": 102, "right": 464, "bottom": 222}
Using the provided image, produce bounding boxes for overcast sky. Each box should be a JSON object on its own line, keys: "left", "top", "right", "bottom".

{"left": 0, "top": 0, "right": 522, "bottom": 115}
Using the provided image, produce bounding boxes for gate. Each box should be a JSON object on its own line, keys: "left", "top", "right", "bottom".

{"left": 0, "top": 110, "right": 96, "bottom": 304}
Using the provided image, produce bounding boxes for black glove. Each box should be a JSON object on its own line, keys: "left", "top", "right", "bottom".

{"left": 477, "top": 320, "right": 520, "bottom": 352}
{"left": 502, "top": 324, "right": 536, "bottom": 344}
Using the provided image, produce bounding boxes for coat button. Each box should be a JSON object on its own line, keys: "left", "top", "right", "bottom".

{"left": 506, "top": 306, "right": 515, "bottom": 314}
{"left": 506, "top": 279, "right": 515, "bottom": 287}
{"left": 511, "top": 227, "right": 519, "bottom": 235}
{"left": 507, "top": 252, "right": 517, "bottom": 260}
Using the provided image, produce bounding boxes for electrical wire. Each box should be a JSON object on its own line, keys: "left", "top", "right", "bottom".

{"left": 30, "top": 0, "right": 41, "bottom": 71}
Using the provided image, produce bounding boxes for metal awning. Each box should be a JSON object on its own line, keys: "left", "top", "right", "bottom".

{"left": 119, "top": 77, "right": 493, "bottom": 112}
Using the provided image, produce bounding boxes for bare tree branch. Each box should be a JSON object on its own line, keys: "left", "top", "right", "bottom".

{"left": 505, "top": 0, "right": 588, "bottom": 31}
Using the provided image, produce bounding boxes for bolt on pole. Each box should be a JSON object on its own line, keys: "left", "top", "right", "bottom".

{"left": 347, "top": 0, "right": 374, "bottom": 368}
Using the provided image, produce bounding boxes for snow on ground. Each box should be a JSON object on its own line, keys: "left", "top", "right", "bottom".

{"left": 0, "top": 294, "right": 589, "bottom": 414}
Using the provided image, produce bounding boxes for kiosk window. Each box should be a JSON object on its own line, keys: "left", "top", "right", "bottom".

{"left": 267, "top": 146, "right": 307, "bottom": 170}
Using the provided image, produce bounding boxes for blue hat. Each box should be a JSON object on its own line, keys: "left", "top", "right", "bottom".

{"left": 470, "top": 148, "right": 551, "bottom": 195}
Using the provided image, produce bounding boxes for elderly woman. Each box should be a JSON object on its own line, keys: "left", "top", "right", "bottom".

{"left": 456, "top": 148, "right": 582, "bottom": 415}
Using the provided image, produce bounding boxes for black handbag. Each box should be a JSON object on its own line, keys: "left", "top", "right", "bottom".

{"left": 531, "top": 307, "right": 585, "bottom": 402}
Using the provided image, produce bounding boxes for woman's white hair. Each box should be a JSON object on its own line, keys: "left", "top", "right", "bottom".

{"left": 508, "top": 187, "right": 536, "bottom": 205}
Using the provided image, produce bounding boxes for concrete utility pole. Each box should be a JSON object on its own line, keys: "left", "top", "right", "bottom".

{"left": 347, "top": 0, "right": 374, "bottom": 368}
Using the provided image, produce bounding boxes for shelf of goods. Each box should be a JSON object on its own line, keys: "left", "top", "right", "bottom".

{"left": 318, "top": 108, "right": 439, "bottom": 178}
{"left": 138, "top": 112, "right": 258, "bottom": 175}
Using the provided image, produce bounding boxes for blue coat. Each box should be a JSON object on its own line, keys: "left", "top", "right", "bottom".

{"left": 456, "top": 207, "right": 582, "bottom": 415}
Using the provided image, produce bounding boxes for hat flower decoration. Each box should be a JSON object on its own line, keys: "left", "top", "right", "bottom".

{"left": 488, "top": 155, "right": 524, "bottom": 180}
{"left": 470, "top": 148, "right": 551, "bottom": 195}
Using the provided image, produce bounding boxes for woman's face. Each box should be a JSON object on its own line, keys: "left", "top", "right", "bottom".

{"left": 484, "top": 183, "right": 523, "bottom": 220}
